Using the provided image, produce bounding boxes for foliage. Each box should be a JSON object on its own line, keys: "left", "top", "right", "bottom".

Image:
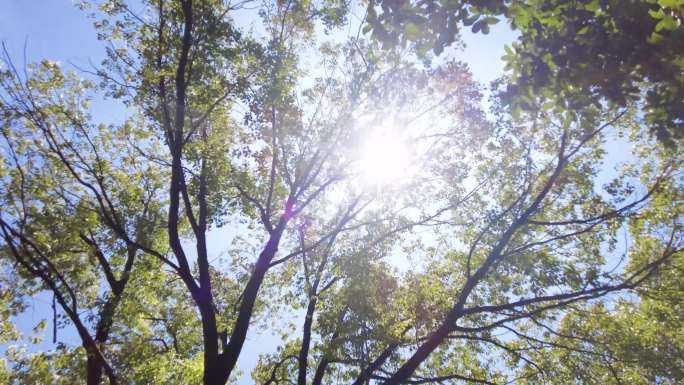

{"left": 518, "top": 249, "right": 684, "bottom": 384}
{"left": 0, "top": 1, "right": 682, "bottom": 385}
{"left": 366, "top": 0, "right": 684, "bottom": 146}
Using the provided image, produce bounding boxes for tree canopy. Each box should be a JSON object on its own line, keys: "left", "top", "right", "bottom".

{"left": 366, "top": 0, "right": 684, "bottom": 146}
{"left": 0, "top": 1, "right": 682, "bottom": 385}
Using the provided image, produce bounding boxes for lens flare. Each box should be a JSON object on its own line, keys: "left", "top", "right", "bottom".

{"left": 359, "top": 131, "right": 411, "bottom": 186}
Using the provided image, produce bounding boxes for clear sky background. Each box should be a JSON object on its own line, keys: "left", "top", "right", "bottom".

{"left": 0, "top": 1, "right": 517, "bottom": 383}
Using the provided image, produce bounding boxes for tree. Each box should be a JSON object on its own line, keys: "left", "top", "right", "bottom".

{"left": 1, "top": 1, "right": 682, "bottom": 385}
{"left": 0, "top": 57, "right": 174, "bottom": 384}
{"left": 366, "top": 0, "right": 684, "bottom": 146}
{"left": 517, "top": 232, "right": 684, "bottom": 384}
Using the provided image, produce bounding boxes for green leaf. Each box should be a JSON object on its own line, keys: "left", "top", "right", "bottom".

{"left": 472, "top": 19, "right": 485, "bottom": 33}
{"left": 658, "top": 0, "right": 684, "bottom": 8}
{"left": 655, "top": 14, "right": 679, "bottom": 31}
{"left": 585, "top": 0, "right": 600, "bottom": 12}
{"left": 649, "top": 8, "right": 666, "bottom": 19}
{"left": 483, "top": 16, "right": 500, "bottom": 25}
{"left": 404, "top": 22, "right": 421, "bottom": 40}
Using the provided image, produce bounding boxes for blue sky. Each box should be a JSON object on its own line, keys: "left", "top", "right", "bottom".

{"left": 0, "top": 1, "right": 517, "bottom": 383}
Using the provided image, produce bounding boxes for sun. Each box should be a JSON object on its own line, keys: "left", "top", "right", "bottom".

{"left": 358, "top": 130, "right": 412, "bottom": 186}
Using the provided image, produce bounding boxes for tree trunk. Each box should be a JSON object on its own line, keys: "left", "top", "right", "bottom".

{"left": 378, "top": 322, "right": 451, "bottom": 385}
{"left": 213, "top": 222, "right": 287, "bottom": 385}
{"left": 311, "top": 356, "right": 329, "bottom": 385}
{"left": 85, "top": 348, "right": 104, "bottom": 385}
{"left": 200, "top": 301, "right": 220, "bottom": 385}
{"left": 297, "top": 297, "right": 317, "bottom": 385}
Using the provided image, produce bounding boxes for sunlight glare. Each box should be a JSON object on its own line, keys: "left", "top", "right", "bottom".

{"left": 359, "top": 130, "right": 412, "bottom": 186}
